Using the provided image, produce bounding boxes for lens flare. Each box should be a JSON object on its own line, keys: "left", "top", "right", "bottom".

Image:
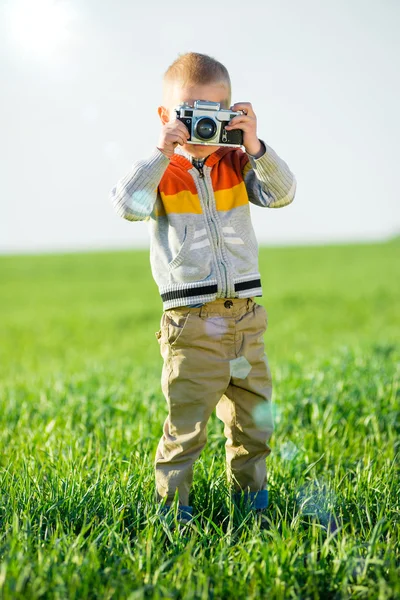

{"left": 204, "top": 317, "right": 228, "bottom": 338}
{"left": 280, "top": 441, "right": 299, "bottom": 461}
{"left": 297, "top": 478, "right": 339, "bottom": 531}
{"left": 229, "top": 356, "right": 252, "bottom": 379}
{"left": 253, "top": 402, "right": 274, "bottom": 431}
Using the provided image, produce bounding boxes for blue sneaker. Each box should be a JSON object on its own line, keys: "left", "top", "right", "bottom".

{"left": 158, "top": 503, "right": 194, "bottom": 527}
{"left": 232, "top": 489, "right": 269, "bottom": 511}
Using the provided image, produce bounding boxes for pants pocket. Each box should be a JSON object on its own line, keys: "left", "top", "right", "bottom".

{"left": 164, "top": 309, "right": 192, "bottom": 347}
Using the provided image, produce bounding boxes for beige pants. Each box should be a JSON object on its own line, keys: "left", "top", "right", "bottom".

{"left": 154, "top": 297, "right": 274, "bottom": 513}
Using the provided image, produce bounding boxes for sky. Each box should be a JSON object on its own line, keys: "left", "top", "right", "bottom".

{"left": 0, "top": 0, "right": 399, "bottom": 254}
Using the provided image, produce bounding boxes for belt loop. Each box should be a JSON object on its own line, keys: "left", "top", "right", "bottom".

{"left": 199, "top": 304, "right": 207, "bottom": 318}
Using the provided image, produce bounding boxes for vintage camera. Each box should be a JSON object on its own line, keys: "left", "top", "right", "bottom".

{"left": 175, "top": 100, "right": 244, "bottom": 147}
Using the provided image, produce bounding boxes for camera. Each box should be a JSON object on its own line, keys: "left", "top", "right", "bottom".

{"left": 175, "top": 100, "right": 244, "bottom": 147}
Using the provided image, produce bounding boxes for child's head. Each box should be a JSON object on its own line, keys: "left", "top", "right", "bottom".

{"left": 158, "top": 52, "right": 232, "bottom": 160}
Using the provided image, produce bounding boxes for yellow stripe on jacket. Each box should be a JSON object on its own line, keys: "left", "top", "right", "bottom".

{"left": 158, "top": 189, "right": 202, "bottom": 215}
{"left": 214, "top": 181, "right": 249, "bottom": 212}
{"left": 156, "top": 180, "right": 249, "bottom": 215}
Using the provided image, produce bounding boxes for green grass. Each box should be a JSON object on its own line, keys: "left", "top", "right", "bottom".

{"left": 0, "top": 239, "right": 399, "bottom": 599}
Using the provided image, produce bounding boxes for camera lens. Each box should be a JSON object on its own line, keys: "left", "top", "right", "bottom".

{"left": 195, "top": 117, "right": 217, "bottom": 140}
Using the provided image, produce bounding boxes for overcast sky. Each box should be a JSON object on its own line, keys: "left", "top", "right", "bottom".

{"left": 0, "top": 0, "right": 399, "bottom": 254}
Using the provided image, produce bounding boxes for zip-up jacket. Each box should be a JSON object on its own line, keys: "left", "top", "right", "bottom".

{"left": 110, "top": 141, "right": 296, "bottom": 309}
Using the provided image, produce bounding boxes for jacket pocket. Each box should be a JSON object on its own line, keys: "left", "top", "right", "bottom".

{"left": 230, "top": 213, "right": 259, "bottom": 257}
{"left": 224, "top": 214, "right": 259, "bottom": 275}
{"left": 168, "top": 224, "right": 195, "bottom": 271}
{"left": 168, "top": 224, "right": 213, "bottom": 284}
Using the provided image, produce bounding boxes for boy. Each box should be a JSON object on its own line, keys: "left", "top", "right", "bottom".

{"left": 110, "top": 52, "right": 296, "bottom": 526}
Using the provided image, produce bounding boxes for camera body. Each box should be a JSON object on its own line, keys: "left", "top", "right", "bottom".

{"left": 175, "top": 100, "right": 243, "bottom": 147}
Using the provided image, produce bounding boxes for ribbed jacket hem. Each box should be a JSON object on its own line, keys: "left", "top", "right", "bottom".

{"left": 160, "top": 276, "right": 262, "bottom": 310}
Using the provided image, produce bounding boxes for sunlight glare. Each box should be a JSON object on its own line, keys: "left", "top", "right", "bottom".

{"left": 5, "top": 0, "right": 75, "bottom": 57}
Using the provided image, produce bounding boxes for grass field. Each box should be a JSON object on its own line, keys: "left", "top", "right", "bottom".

{"left": 0, "top": 239, "right": 399, "bottom": 599}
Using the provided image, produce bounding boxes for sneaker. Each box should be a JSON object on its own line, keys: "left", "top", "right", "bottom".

{"left": 158, "top": 503, "right": 194, "bottom": 527}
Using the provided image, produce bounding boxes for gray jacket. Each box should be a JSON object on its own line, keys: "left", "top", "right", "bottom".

{"left": 110, "top": 141, "right": 296, "bottom": 309}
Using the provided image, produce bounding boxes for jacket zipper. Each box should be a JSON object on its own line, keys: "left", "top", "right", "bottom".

{"left": 197, "top": 165, "right": 228, "bottom": 296}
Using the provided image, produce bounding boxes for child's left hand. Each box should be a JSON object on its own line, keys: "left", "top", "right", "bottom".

{"left": 225, "top": 102, "right": 264, "bottom": 158}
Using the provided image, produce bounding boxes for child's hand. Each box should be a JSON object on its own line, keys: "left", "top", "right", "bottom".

{"left": 225, "top": 102, "right": 264, "bottom": 158}
{"left": 157, "top": 119, "right": 190, "bottom": 159}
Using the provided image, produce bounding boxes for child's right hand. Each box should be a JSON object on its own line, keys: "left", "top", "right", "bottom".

{"left": 157, "top": 120, "right": 190, "bottom": 159}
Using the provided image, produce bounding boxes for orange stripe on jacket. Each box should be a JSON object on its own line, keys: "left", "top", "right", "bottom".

{"left": 159, "top": 165, "right": 198, "bottom": 196}
{"left": 158, "top": 163, "right": 202, "bottom": 214}
{"left": 210, "top": 157, "right": 241, "bottom": 191}
{"left": 156, "top": 148, "right": 252, "bottom": 214}
{"left": 210, "top": 150, "right": 251, "bottom": 191}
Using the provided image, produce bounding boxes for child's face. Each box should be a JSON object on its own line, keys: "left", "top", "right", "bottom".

{"left": 159, "top": 80, "right": 231, "bottom": 160}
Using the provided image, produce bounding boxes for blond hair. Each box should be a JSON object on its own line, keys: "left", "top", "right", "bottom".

{"left": 162, "top": 52, "right": 231, "bottom": 105}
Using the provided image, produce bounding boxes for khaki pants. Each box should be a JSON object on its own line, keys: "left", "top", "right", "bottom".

{"left": 154, "top": 297, "right": 274, "bottom": 517}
